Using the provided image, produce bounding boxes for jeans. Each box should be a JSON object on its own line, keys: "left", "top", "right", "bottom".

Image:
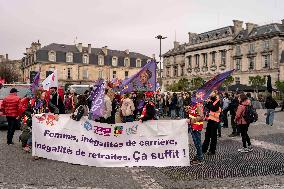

{"left": 6, "top": 116, "right": 18, "bottom": 144}
{"left": 171, "top": 109, "right": 176, "bottom": 119}
{"left": 179, "top": 108, "right": 184, "bottom": 119}
{"left": 238, "top": 124, "right": 251, "bottom": 148}
{"left": 188, "top": 126, "right": 203, "bottom": 161}
{"left": 202, "top": 120, "right": 218, "bottom": 154}
{"left": 266, "top": 109, "right": 275, "bottom": 125}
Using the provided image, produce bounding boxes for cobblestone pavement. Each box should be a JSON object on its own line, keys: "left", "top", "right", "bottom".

{"left": 0, "top": 110, "right": 284, "bottom": 188}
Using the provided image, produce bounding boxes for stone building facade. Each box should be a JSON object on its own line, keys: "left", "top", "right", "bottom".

{"left": 22, "top": 42, "right": 151, "bottom": 87}
{"left": 0, "top": 53, "right": 23, "bottom": 82}
{"left": 163, "top": 19, "right": 284, "bottom": 89}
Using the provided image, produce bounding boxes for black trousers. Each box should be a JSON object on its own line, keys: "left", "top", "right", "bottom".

{"left": 231, "top": 114, "right": 239, "bottom": 134}
{"left": 6, "top": 116, "right": 18, "bottom": 144}
{"left": 238, "top": 124, "right": 251, "bottom": 148}
{"left": 222, "top": 109, "right": 228, "bottom": 128}
{"left": 202, "top": 120, "right": 218, "bottom": 154}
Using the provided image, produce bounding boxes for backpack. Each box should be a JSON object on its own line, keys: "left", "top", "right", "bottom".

{"left": 243, "top": 105, "right": 258, "bottom": 124}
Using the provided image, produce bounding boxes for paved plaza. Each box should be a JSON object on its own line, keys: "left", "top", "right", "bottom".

{"left": 0, "top": 109, "right": 284, "bottom": 189}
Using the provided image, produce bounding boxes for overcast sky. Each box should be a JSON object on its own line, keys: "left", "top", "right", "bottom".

{"left": 0, "top": 0, "right": 283, "bottom": 60}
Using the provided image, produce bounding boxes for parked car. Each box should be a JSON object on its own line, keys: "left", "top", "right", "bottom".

{"left": 0, "top": 84, "right": 30, "bottom": 128}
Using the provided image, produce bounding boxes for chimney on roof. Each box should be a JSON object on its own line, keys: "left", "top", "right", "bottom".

{"left": 233, "top": 20, "right": 244, "bottom": 35}
{"left": 88, "top": 44, "right": 91, "bottom": 54}
{"left": 102, "top": 46, "right": 108, "bottom": 55}
{"left": 246, "top": 22, "right": 256, "bottom": 34}
{"left": 188, "top": 32, "right": 198, "bottom": 45}
{"left": 5, "top": 54, "right": 8, "bottom": 61}
{"left": 174, "top": 41, "right": 180, "bottom": 49}
{"left": 77, "top": 43, "right": 82, "bottom": 52}
{"left": 125, "top": 49, "right": 129, "bottom": 55}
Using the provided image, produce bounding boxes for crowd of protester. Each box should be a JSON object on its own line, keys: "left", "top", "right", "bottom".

{"left": 1, "top": 86, "right": 282, "bottom": 163}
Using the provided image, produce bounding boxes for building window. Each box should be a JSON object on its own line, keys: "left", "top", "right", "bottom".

{"left": 66, "top": 52, "right": 73, "bottom": 63}
{"left": 125, "top": 71, "right": 129, "bottom": 79}
{"left": 124, "top": 58, "right": 130, "bottom": 67}
{"left": 263, "top": 54, "right": 270, "bottom": 68}
{"left": 235, "top": 77, "right": 240, "bottom": 84}
{"left": 136, "top": 59, "right": 141, "bottom": 67}
{"left": 221, "top": 50, "right": 226, "bottom": 65}
{"left": 236, "top": 59, "right": 241, "bottom": 71}
{"left": 48, "top": 51, "right": 56, "bottom": 62}
{"left": 113, "top": 71, "right": 117, "bottom": 78}
{"left": 181, "top": 65, "right": 184, "bottom": 76}
{"left": 263, "top": 40, "right": 270, "bottom": 50}
{"left": 166, "top": 67, "right": 170, "bottom": 77}
{"left": 174, "top": 66, "right": 178, "bottom": 76}
{"left": 236, "top": 45, "right": 241, "bottom": 55}
{"left": 99, "top": 70, "right": 103, "bottom": 79}
{"left": 112, "top": 57, "right": 118, "bottom": 66}
{"left": 98, "top": 56, "right": 104, "bottom": 66}
{"left": 67, "top": 68, "right": 72, "bottom": 79}
{"left": 195, "top": 54, "right": 200, "bottom": 68}
{"left": 203, "top": 53, "right": 208, "bottom": 67}
{"left": 83, "top": 69, "right": 88, "bottom": 79}
{"left": 248, "top": 57, "right": 255, "bottom": 70}
{"left": 83, "top": 54, "right": 89, "bottom": 64}
{"left": 211, "top": 51, "right": 216, "bottom": 65}
{"left": 187, "top": 56, "right": 192, "bottom": 68}
{"left": 249, "top": 43, "right": 255, "bottom": 53}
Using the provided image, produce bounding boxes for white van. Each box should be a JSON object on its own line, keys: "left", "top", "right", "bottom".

{"left": 67, "top": 85, "right": 92, "bottom": 95}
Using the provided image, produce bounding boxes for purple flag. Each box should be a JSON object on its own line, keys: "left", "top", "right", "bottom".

{"left": 90, "top": 79, "right": 105, "bottom": 119}
{"left": 192, "top": 69, "right": 235, "bottom": 103}
{"left": 119, "top": 60, "right": 157, "bottom": 94}
{"left": 31, "top": 72, "right": 40, "bottom": 93}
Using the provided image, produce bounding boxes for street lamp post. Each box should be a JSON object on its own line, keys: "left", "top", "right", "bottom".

{"left": 155, "top": 35, "right": 167, "bottom": 86}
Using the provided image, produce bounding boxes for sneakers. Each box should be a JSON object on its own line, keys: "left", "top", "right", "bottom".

{"left": 191, "top": 159, "right": 204, "bottom": 165}
{"left": 23, "top": 146, "right": 31, "bottom": 153}
{"left": 248, "top": 146, "right": 253, "bottom": 152}
{"left": 238, "top": 148, "right": 250, "bottom": 153}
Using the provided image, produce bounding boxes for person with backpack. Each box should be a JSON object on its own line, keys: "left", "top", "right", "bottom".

{"left": 265, "top": 95, "right": 278, "bottom": 126}
{"left": 235, "top": 93, "right": 254, "bottom": 153}
{"left": 121, "top": 93, "right": 135, "bottom": 123}
{"left": 222, "top": 93, "right": 230, "bottom": 128}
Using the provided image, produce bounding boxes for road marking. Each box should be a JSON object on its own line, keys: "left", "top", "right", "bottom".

{"left": 125, "top": 168, "right": 163, "bottom": 189}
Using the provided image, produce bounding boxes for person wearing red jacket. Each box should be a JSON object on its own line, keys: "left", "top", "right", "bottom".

{"left": 187, "top": 102, "right": 204, "bottom": 165}
{"left": 2, "top": 88, "right": 21, "bottom": 145}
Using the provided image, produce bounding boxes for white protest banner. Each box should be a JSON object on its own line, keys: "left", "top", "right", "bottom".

{"left": 32, "top": 114, "right": 190, "bottom": 167}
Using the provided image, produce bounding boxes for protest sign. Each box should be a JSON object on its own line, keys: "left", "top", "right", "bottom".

{"left": 32, "top": 114, "right": 190, "bottom": 167}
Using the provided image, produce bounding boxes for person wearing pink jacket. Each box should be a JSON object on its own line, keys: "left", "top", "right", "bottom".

{"left": 235, "top": 93, "right": 253, "bottom": 153}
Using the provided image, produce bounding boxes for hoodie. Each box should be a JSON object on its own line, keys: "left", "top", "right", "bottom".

{"left": 235, "top": 99, "right": 251, "bottom": 125}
